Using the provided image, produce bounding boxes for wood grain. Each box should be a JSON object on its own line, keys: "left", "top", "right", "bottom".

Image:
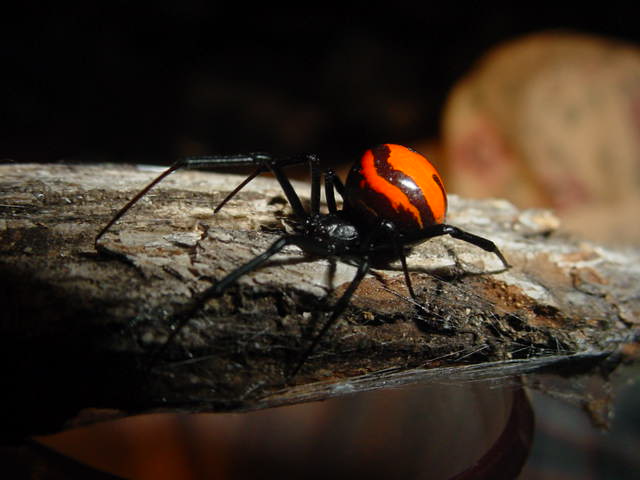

{"left": 1, "top": 163, "right": 638, "bottom": 437}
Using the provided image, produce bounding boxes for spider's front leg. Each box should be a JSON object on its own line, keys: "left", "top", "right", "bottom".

{"left": 94, "top": 152, "right": 317, "bottom": 248}
{"left": 95, "top": 154, "right": 266, "bottom": 247}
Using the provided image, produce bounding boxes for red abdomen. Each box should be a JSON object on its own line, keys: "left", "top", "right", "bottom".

{"left": 345, "top": 144, "right": 447, "bottom": 233}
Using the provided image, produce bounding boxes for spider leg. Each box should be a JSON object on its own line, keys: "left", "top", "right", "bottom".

{"left": 323, "top": 169, "right": 346, "bottom": 214}
{"left": 287, "top": 154, "right": 341, "bottom": 217}
{"left": 213, "top": 168, "right": 262, "bottom": 213}
{"left": 372, "top": 220, "right": 417, "bottom": 300}
{"left": 187, "top": 153, "right": 314, "bottom": 221}
{"left": 402, "top": 224, "right": 510, "bottom": 269}
{"left": 95, "top": 154, "right": 268, "bottom": 246}
{"left": 265, "top": 159, "right": 309, "bottom": 219}
{"left": 309, "top": 154, "right": 322, "bottom": 215}
{"left": 289, "top": 257, "right": 371, "bottom": 379}
{"left": 205, "top": 235, "right": 309, "bottom": 294}
{"left": 95, "top": 152, "right": 320, "bottom": 247}
{"left": 155, "top": 233, "right": 312, "bottom": 364}
{"left": 290, "top": 218, "right": 403, "bottom": 378}
{"left": 95, "top": 160, "right": 183, "bottom": 247}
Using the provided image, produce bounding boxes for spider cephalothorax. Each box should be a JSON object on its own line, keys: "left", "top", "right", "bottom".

{"left": 299, "top": 214, "right": 360, "bottom": 254}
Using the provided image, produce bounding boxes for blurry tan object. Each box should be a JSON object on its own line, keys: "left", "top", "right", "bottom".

{"left": 443, "top": 32, "right": 640, "bottom": 244}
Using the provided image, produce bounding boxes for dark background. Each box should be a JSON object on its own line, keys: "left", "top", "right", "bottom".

{"left": 4, "top": 5, "right": 640, "bottom": 479}
{"left": 3, "top": 4, "right": 640, "bottom": 166}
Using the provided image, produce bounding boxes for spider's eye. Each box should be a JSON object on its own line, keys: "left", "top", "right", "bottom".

{"left": 327, "top": 223, "right": 358, "bottom": 241}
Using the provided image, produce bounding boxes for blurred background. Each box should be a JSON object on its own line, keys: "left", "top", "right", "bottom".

{"left": 4, "top": 3, "right": 640, "bottom": 478}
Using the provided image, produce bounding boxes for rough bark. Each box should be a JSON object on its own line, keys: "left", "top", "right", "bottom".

{"left": 1, "top": 163, "right": 638, "bottom": 437}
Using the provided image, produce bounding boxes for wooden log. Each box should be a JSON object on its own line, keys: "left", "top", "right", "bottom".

{"left": 1, "top": 163, "right": 638, "bottom": 437}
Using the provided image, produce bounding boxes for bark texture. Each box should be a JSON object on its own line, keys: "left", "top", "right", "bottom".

{"left": 1, "top": 163, "right": 638, "bottom": 437}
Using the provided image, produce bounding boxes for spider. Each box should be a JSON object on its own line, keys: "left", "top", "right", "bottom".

{"left": 95, "top": 143, "right": 510, "bottom": 377}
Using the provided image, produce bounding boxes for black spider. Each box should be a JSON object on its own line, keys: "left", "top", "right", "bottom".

{"left": 95, "top": 144, "right": 509, "bottom": 377}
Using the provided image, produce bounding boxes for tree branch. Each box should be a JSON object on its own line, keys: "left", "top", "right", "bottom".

{"left": 1, "top": 163, "right": 638, "bottom": 437}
